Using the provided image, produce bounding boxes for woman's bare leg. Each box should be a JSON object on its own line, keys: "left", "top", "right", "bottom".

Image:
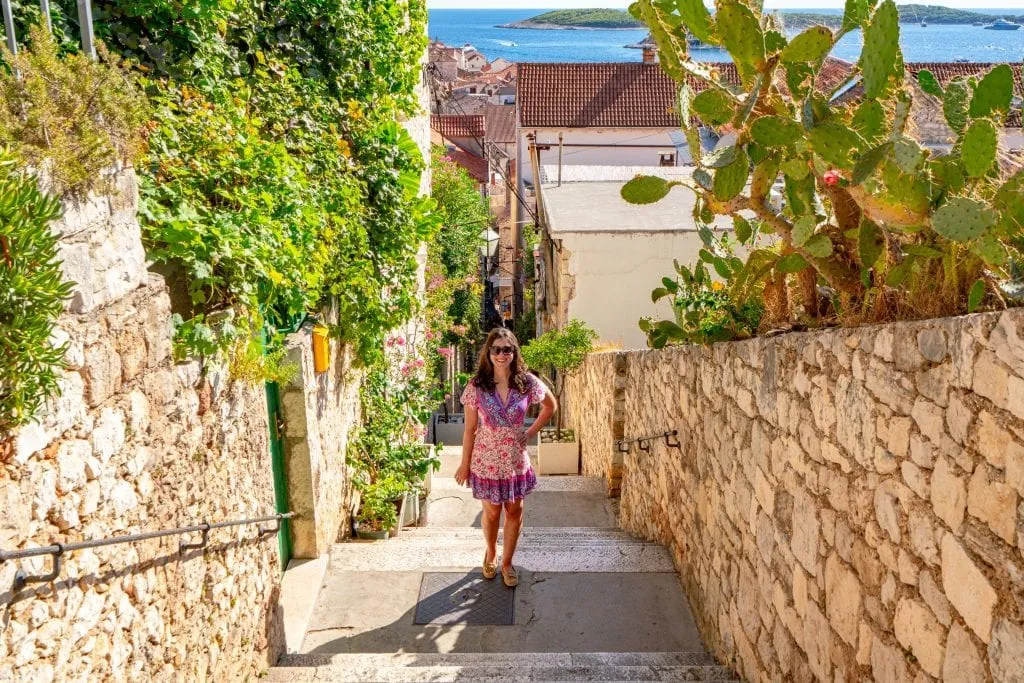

{"left": 500, "top": 499, "right": 524, "bottom": 569}
{"left": 481, "top": 501, "right": 502, "bottom": 565}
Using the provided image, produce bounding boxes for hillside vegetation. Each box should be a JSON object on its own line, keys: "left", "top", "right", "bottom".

{"left": 509, "top": 6, "right": 1023, "bottom": 29}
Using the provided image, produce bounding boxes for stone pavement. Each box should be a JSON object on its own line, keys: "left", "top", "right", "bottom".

{"left": 266, "top": 448, "right": 738, "bottom": 681}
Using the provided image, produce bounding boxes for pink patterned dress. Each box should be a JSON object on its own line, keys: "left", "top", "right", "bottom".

{"left": 460, "top": 374, "right": 545, "bottom": 504}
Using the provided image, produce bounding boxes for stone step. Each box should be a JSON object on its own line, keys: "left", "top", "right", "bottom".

{"left": 399, "top": 527, "right": 642, "bottom": 543}
{"left": 431, "top": 476, "right": 606, "bottom": 494}
{"left": 267, "top": 652, "right": 738, "bottom": 682}
{"left": 329, "top": 538, "right": 675, "bottom": 572}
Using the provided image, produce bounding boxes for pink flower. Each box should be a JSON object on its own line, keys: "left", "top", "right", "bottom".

{"left": 444, "top": 393, "right": 452, "bottom": 400}
{"left": 823, "top": 170, "right": 841, "bottom": 187}
{"left": 451, "top": 324, "right": 468, "bottom": 336}
{"left": 414, "top": 358, "right": 425, "bottom": 368}
{"left": 439, "top": 155, "right": 452, "bottom": 162}
{"left": 396, "top": 336, "right": 405, "bottom": 346}
{"left": 428, "top": 275, "right": 444, "bottom": 291}
{"left": 425, "top": 330, "right": 438, "bottom": 341}
{"left": 464, "top": 275, "right": 477, "bottom": 285}
{"left": 438, "top": 347, "right": 454, "bottom": 358}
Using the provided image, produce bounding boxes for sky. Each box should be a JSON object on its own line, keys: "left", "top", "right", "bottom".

{"left": 428, "top": 0, "right": 1024, "bottom": 9}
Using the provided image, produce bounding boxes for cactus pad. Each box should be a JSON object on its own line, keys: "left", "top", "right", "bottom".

{"left": 942, "top": 79, "right": 970, "bottom": 133}
{"left": 851, "top": 100, "right": 887, "bottom": 142}
{"left": 621, "top": 175, "right": 677, "bottom": 204}
{"left": 852, "top": 142, "right": 892, "bottom": 185}
{"left": 713, "top": 147, "right": 749, "bottom": 201}
{"left": 716, "top": 2, "right": 765, "bottom": 83}
{"left": 781, "top": 26, "right": 834, "bottom": 64}
{"left": 858, "top": 218, "right": 884, "bottom": 267}
{"left": 776, "top": 253, "right": 810, "bottom": 273}
{"left": 809, "top": 123, "right": 863, "bottom": 169}
{"left": 693, "top": 89, "right": 736, "bottom": 126}
{"left": 804, "top": 234, "right": 834, "bottom": 258}
{"left": 915, "top": 69, "right": 943, "bottom": 98}
{"left": 781, "top": 158, "right": 811, "bottom": 181}
{"left": 892, "top": 137, "right": 925, "bottom": 174}
{"left": 704, "top": 144, "right": 739, "bottom": 169}
{"left": 841, "top": 0, "right": 870, "bottom": 33}
{"left": 860, "top": 0, "right": 900, "bottom": 99}
{"left": 751, "top": 117, "right": 802, "bottom": 148}
{"left": 793, "top": 216, "right": 817, "bottom": 246}
{"left": 969, "top": 64, "right": 1014, "bottom": 119}
{"left": 962, "top": 119, "right": 997, "bottom": 178}
{"left": 932, "top": 197, "right": 996, "bottom": 242}
{"left": 672, "top": 0, "right": 717, "bottom": 45}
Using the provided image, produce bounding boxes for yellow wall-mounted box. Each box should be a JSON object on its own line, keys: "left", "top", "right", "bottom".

{"left": 312, "top": 325, "right": 330, "bottom": 373}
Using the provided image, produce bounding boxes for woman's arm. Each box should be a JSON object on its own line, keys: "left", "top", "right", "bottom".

{"left": 455, "top": 407, "right": 478, "bottom": 486}
{"left": 523, "top": 384, "right": 557, "bottom": 443}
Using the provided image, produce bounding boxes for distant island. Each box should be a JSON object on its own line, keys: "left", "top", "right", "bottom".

{"left": 499, "top": 6, "right": 1024, "bottom": 30}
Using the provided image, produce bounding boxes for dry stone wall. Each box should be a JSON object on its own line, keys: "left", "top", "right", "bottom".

{"left": 1, "top": 170, "right": 286, "bottom": 682}
{"left": 569, "top": 310, "right": 1024, "bottom": 682}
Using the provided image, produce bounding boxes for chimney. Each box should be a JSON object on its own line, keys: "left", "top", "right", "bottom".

{"left": 642, "top": 46, "right": 658, "bottom": 64}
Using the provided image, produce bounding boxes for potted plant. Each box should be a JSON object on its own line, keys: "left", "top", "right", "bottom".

{"left": 521, "top": 319, "right": 597, "bottom": 475}
{"left": 355, "top": 484, "right": 399, "bottom": 540}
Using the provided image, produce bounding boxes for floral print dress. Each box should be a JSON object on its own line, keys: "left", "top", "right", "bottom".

{"left": 460, "top": 374, "right": 545, "bottom": 504}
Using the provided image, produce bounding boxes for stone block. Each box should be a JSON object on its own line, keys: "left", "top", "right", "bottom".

{"left": 791, "top": 489, "right": 821, "bottom": 576}
{"left": 825, "top": 553, "right": 861, "bottom": 648}
{"left": 932, "top": 456, "right": 967, "bottom": 532}
{"left": 84, "top": 340, "right": 122, "bottom": 407}
{"left": 916, "top": 363, "right": 952, "bottom": 407}
{"left": 901, "top": 461, "right": 929, "bottom": 500}
{"left": 908, "top": 509, "right": 940, "bottom": 566}
{"left": 1, "top": 482, "right": 31, "bottom": 546}
{"left": 967, "top": 465, "right": 1018, "bottom": 544}
{"left": 973, "top": 350, "right": 1009, "bottom": 409}
{"left": 990, "top": 618, "right": 1024, "bottom": 683}
{"left": 871, "top": 634, "right": 910, "bottom": 683}
{"left": 943, "top": 622, "right": 986, "bottom": 683}
{"left": 990, "top": 310, "right": 1024, "bottom": 370}
{"left": 56, "top": 440, "right": 90, "bottom": 494}
{"left": 866, "top": 358, "right": 915, "bottom": 415}
{"left": 894, "top": 597, "right": 946, "bottom": 677}
{"left": 874, "top": 480, "right": 904, "bottom": 543}
{"left": 92, "top": 408, "right": 126, "bottom": 463}
{"left": 918, "top": 328, "right": 949, "bottom": 364}
{"left": 941, "top": 534, "right": 997, "bottom": 643}
{"left": 802, "top": 600, "right": 832, "bottom": 682}
{"left": 1009, "top": 375, "right": 1024, "bottom": 422}
{"left": 918, "top": 569, "right": 952, "bottom": 626}
{"left": 911, "top": 398, "right": 946, "bottom": 445}
{"left": 946, "top": 394, "right": 973, "bottom": 445}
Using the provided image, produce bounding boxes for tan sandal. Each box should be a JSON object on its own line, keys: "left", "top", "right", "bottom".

{"left": 501, "top": 565, "right": 519, "bottom": 588}
{"left": 482, "top": 553, "right": 497, "bottom": 579}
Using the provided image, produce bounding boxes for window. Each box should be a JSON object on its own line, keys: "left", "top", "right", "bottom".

{"left": 658, "top": 152, "right": 676, "bottom": 167}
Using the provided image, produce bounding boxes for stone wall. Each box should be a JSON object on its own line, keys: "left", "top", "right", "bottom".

{"left": 564, "top": 352, "right": 623, "bottom": 487}
{"left": 281, "top": 324, "right": 362, "bottom": 557}
{"left": 568, "top": 310, "right": 1024, "bottom": 682}
{"left": 2, "top": 169, "right": 286, "bottom": 682}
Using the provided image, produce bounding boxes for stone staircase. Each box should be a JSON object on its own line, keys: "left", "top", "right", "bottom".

{"left": 266, "top": 455, "right": 737, "bottom": 682}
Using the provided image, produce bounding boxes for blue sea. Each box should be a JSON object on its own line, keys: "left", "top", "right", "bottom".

{"left": 428, "top": 8, "right": 1024, "bottom": 63}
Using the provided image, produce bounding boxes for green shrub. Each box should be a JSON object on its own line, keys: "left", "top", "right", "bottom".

{"left": 0, "top": 150, "right": 73, "bottom": 434}
{"left": 0, "top": 25, "right": 148, "bottom": 194}
{"left": 521, "top": 319, "right": 597, "bottom": 437}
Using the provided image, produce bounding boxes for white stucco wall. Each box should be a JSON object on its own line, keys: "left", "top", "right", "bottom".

{"left": 559, "top": 230, "right": 709, "bottom": 350}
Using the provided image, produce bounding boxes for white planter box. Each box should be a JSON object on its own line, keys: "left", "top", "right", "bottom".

{"left": 434, "top": 414, "right": 466, "bottom": 446}
{"left": 537, "top": 440, "right": 580, "bottom": 475}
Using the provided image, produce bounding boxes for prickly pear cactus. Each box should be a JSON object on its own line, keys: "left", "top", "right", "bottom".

{"left": 623, "top": 0, "right": 1023, "bottom": 347}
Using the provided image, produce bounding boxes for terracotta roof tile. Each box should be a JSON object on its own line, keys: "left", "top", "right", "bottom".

{"left": 431, "top": 115, "right": 486, "bottom": 139}
{"left": 485, "top": 104, "right": 516, "bottom": 143}
{"left": 518, "top": 60, "right": 854, "bottom": 128}
{"left": 447, "top": 147, "right": 488, "bottom": 183}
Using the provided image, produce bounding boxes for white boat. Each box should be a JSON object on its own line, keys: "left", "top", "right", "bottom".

{"left": 984, "top": 18, "right": 1021, "bottom": 30}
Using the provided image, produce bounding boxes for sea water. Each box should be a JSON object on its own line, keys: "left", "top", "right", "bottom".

{"left": 429, "top": 8, "right": 1024, "bottom": 63}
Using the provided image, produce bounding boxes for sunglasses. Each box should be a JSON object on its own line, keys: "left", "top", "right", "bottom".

{"left": 490, "top": 345, "right": 515, "bottom": 356}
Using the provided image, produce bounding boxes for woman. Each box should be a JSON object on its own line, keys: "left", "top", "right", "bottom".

{"left": 455, "top": 328, "right": 556, "bottom": 587}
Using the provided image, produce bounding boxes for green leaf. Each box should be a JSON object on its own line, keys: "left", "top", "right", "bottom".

{"left": 713, "top": 147, "right": 749, "bottom": 201}
{"left": 781, "top": 26, "right": 833, "bottom": 64}
{"left": 903, "top": 244, "right": 942, "bottom": 259}
{"left": 716, "top": 2, "right": 765, "bottom": 83}
{"left": 750, "top": 116, "right": 802, "bottom": 148}
{"left": 693, "top": 89, "right": 735, "bottom": 126}
{"left": 734, "top": 215, "right": 753, "bottom": 243}
{"left": 792, "top": 215, "right": 817, "bottom": 246}
{"left": 916, "top": 69, "right": 943, "bottom": 98}
{"left": 764, "top": 30, "right": 787, "bottom": 54}
{"left": 852, "top": 142, "right": 892, "bottom": 184}
{"left": 809, "top": 123, "right": 863, "bottom": 169}
{"left": 781, "top": 158, "right": 810, "bottom": 180}
{"left": 969, "top": 64, "right": 1015, "bottom": 119}
{"left": 942, "top": 79, "right": 970, "bottom": 134}
{"left": 621, "top": 175, "right": 676, "bottom": 204}
{"left": 967, "top": 279, "right": 986, "bottom": 313}
{"left": 858, "top": 217, "right": 884, "bottom": 268}
{"left": 932, "top": 197, "right": 996, "bottom": 242}
{"left": 886, "top": 258, "right": 915, "bottom": 287}
{"left": 651, "top": 287, "right": 671, "bottom": 302}
{"left": 860, "top": 0, "right": 901, "bottom": 99}
{"left": 804, "top": 233, "right": 834, "bottom": 258}
{"left": 776, "top": 252, "right": 810, "bottom": 273}
{"left": 962, "top": 119, "right": 998, "bottom": 178}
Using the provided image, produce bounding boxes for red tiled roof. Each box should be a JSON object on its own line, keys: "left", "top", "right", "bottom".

{"left": 448, "top": 148, "right": 488, "bottom": 183}
{"left": 518, "top": 60, "right": 853, "bottom": 128}
{"left": 431, "top": 115, "right": 486, "bottom": 139}
{"left": 485, "top": 104, "right": 516, "bottom": 143}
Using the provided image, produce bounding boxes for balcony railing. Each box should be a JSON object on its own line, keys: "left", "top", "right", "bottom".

{"left": 2, "top": 0, "right": 96, "bottom": 59}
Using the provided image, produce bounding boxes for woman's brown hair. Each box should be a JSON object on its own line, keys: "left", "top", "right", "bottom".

{"left": 473, "top": 328, "right": 530, "bottom": 393}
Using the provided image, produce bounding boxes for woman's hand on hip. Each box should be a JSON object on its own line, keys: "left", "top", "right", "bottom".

{"left": 517, "top": 429, "right": 531, "bottom": 448}
{"left": 454, "top": 462, "right": 470, "bottom": 487}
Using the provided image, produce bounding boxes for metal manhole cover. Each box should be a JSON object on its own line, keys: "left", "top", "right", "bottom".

{"left": 413, "top": 572, "right": 515, "bottom": 625}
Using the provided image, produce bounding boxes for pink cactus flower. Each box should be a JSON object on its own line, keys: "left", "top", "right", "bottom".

{"left": 823, "top": 170, "right": 842, "bottom": 187}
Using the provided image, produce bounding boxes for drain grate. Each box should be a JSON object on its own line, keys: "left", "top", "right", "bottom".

{"left": 413, "top": 572, "right": 515, "bottom": 625}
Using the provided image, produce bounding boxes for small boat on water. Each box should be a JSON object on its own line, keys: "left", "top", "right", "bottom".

{"left": 984, "top": 18, "right": 1021, "bottom": 30}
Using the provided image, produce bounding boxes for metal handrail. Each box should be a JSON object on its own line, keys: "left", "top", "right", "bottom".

{"left": 0, "top": 512, "right": 294, "bottom": 590}
{"left": 615, "top": 430, "right": 682, "bottom": 453}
